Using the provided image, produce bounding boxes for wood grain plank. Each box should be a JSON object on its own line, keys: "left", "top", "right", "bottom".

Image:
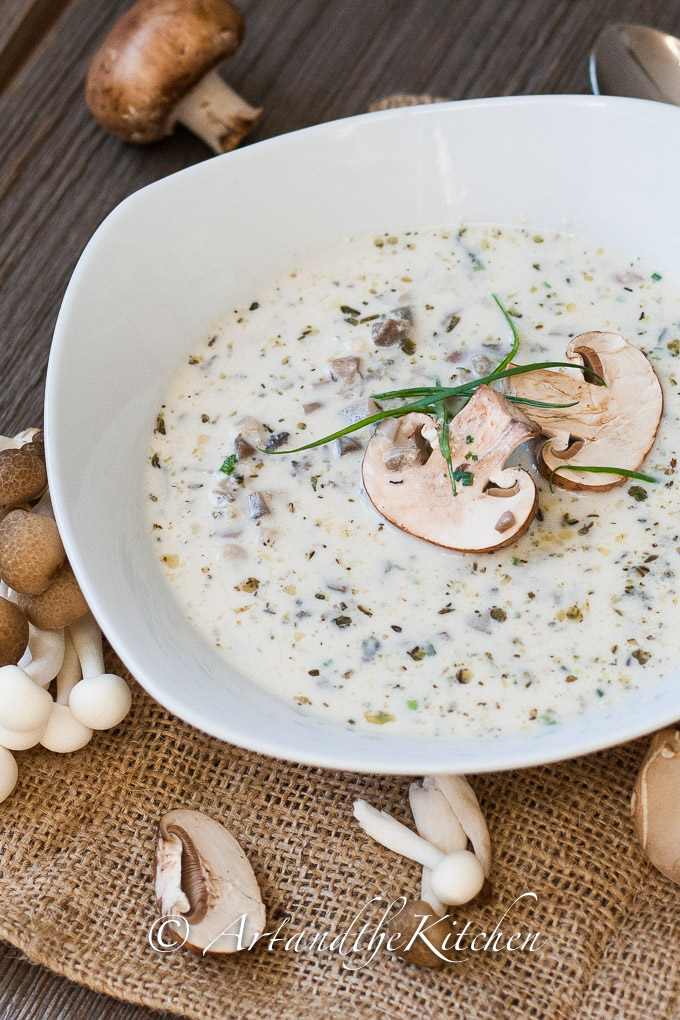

{"left": 0, "top": 0, "right": 74, "bottom": 95}
{"left": 2, "top": 0, "right": 680, "bottom": 1017}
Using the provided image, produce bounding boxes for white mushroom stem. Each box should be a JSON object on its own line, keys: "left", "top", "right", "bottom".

{"left": 21, "top": 624, "right": 65, "bottom": 688}
{"left": 353, "top": 799, "right": 485, "bottom": 906}
{"left": 172, "top": 68, "right": 262, "bottom": 153}
{"left": 32, "top": 490, "right": 54, "bottom": 519}
{"left": 68, "top": 613, "right": 131, "bottom": 730}
{"left": 56, "top": 629, "right": 82, "bottom": 704}
{"left": 0, "top": 745, "right": 18, "bottom": 804}
{"left": 409, "top": 779, "right": 468, "bottom": 915}
{"left": 70, "top": 611, "right": 104, "bottom": 676}
{"left": 434, "top": 775, "right": 492, "bottom": 879}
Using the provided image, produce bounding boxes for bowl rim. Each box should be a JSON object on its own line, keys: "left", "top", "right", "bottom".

{"left": 46, "top": 93, "right": 680, "bottom": 774}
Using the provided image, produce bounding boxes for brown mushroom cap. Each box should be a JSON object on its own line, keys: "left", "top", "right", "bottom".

{"left": 362, "top": 386, "right": 539, "bottom": 552}
{"left": 0, "top": 597, "right": 29, "bottom": 667}
{"left": 85, "top": 0, "right": 245, "bottom": 143}
{"left": 0, "top": 441, "right": 47, "bottom": 508}
{"left": 155, "top": 808, "right": 266, "bottom": 953}
{"left": 386, "top": 899, "right": 452, "bottom": 969}
{"left": 0, "top": 509, "right": 65, "bottom": 595}
{"left": 508, "top": 331, "right": 663, "bottom": 490}
{"left": 15, "top": 561, "right": 89, "bottom": 630}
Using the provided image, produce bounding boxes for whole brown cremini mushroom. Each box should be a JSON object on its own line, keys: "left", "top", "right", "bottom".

{"left": 15, "top": 561, "right": 89, "bottom": 630}
{"left": 85, "top": 0, "right": 262, "bottom": 153}
{"left": 0, "top": 509, "right": 65, "bottom": 595}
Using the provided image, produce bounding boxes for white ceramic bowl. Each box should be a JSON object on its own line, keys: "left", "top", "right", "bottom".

{"left": 47, "top": 95, "right": 680, "bottom": 774}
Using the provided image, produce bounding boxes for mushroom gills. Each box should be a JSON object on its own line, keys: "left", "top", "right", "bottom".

{"left": 155, "top": 808, "right": 266, "bottom": 953}
{"left": 508, "top": 331, "right": 663, "bottom": 490}
{"left": 361, "top": 386, "right": 539, "bottom": 552}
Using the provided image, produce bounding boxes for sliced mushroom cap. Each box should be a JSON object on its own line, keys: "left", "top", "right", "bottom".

{"left": 631, "top": 728, "right": 680, "bottom": 883}
{"left": 508, "top": 331, "right": 663, "bottom": 490}
{"left": 15, "top": 561, "right": 89, "bottom": 630}
{"left": 0, "top": 597, "right": 28, "bottom": 667}
{"left": 155, "top": 808, "right": 266, "bottom": 953}
{"left": 0, "top": 509, "right": 65, "bottom": 595}
{"left": 362, "top": 386, "right": 539, "bottom": 552}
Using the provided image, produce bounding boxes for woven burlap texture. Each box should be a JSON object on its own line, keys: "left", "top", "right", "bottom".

{"left": 1, "top": 649, "right": 679, "bottom": 1020}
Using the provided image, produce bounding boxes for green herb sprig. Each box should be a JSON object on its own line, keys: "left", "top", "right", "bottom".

{"left": 548, "top": 464, "right": 658, "bottom": 493}
{"left": 263, "top": 295, "right": 591, "bottom": 499}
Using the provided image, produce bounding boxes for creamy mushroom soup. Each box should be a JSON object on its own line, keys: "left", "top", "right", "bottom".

{"left": 147, "top": 225, "right": 680, "bottom": 737}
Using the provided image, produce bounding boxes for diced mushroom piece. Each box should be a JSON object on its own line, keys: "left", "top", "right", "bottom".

{"left": 329, "top": 356, "right": 361, "bottom": 384}
{"left": 263, "top": 431, "right": 289, "bottom": 451}
{"left": 0, "top": 434, "right": 47, "bottom": 508}
{"left": 0, "top": 597, "right": 28, "bottom": 667}
{"left": 335, "top": 436, "right": 362, "bottom": 457}
{"left": 341, "top": 397, "right": 380, "bottom": 424}
{"left": 85, "top": 0, "right": 262, "bottom": 153}
{"left": 15, "top": 561, "right": 89, "bottom": 630}
{"left": 362, "top": 386, "right": 539, "bottom": 552}
{"left": 508, "top": 331, "right": 663, "bottom": 490}
{"left": 236, "top": 416, "right": 266, "bottom": 448}
{"left": 0, "top": 509, "right": 65, "bottom": 595}
{"left": 302, "top": 401, "right": 322, "bottom": 414}
{"left": 155, "top": 808, "right": 266, "bottom": 953}
{"left": 371, "top": 307, "right": 413, "bottom": 347}
{"left": 234, "top": 434, "right": 256, "bottom": 459}
{"left": 248, "top": 492, "right": 270, "bottom": 519}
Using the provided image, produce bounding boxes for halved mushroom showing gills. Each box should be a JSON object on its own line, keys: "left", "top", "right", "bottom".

{"left": 155, "top": 808, "right": 266, "bottom": 953}
{"left": 508, "top": 331, "right": 663, "bottom": 490}
{"left": 362, "top": 385, "right": 540, "bottom": 552}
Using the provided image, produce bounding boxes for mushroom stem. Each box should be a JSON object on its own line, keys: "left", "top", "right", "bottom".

{"left": 69, "top": 611, "right": 104, "bottom": 676}
{"left": 353, "top": 799, "right": 442, "bottom": 870}
{"left": 172, "top": 68, "right": 262, "bottom": 153}
{"left": 434, "top": 775, "right": 492, "bottom": 878}
{"left": 354, "top": 798, "right": 485, "bottom": 906}
{"left": 67, "top": 612, "right": 132, "bottom": 730}
{"left": 56, "top": 630, "right": 82, "bottom": 705}
{"left": 22, "top": 624, "right": 65, "bottom": 688}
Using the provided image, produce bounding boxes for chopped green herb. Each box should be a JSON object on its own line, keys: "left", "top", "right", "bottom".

{"left": 219, "top": 453, "right": 239, "bottom": 475}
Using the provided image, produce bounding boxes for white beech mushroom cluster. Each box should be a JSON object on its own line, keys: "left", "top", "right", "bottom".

{"left": 0, "top": 430, "right": 131, "bottom": 804}
{"left": 354, "top": 774, "right": 491, "bottom": 914}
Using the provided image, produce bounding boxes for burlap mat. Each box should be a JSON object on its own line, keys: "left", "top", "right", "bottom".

{"left": 1, "top": 644, "right": 679, "bottom": 1020}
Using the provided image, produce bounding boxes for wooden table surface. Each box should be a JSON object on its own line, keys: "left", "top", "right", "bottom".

{"left": 2, "top": 0, "right": 680, "bottom": 1015}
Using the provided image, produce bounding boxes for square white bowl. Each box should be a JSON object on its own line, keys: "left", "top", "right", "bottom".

{"left": 47, "top": 95, "right": 680, "bottom": 773}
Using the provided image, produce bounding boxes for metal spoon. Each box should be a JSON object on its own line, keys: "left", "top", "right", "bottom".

{"left": 590, "top": 23, "right": 680, "bottom": 105}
